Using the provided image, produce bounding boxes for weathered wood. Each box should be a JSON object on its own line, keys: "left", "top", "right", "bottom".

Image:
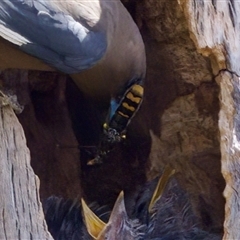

{"left": 216, "top": 71, "right": 240, "bottom": 240}
{"left": 178, "top": 0, "right": 240, "bottom": 238}
{"left": 0, "top": 104, "right": 52, "bottom": 239}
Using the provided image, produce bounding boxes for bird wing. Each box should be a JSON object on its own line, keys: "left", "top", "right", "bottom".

{"left": 0, "top": 0, "right": 107, "bottom": 73}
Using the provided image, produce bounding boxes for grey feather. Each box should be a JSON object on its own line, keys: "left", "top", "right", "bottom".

{"left": 0, "top": 0, "right": 107, "bottom": 73}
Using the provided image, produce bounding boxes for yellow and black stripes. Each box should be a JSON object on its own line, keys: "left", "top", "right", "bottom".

{"left": 87, "top": 82, "right": 144, "bottom": 165}
{"left": 106, "top": 83, "right": 144, "bottom": 134}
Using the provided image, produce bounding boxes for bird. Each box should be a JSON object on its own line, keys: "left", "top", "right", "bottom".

{"left": 43, "top": 166, "right": 174, "bottom": 240}
{"left": 43, "top": 166, "right": 222, "bottom": 239}
{"left": 0, "top": 0, "right": 146, "bottom": 163}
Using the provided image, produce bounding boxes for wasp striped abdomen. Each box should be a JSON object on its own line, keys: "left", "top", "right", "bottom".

{"left": 87, "top": 83, "right": 144, "bottom": 165}
{"left": 110, "top": 84, "right": 144, "bottom": 133}
{"left": 103, "top": 83, "right": 144, "bottom": 142}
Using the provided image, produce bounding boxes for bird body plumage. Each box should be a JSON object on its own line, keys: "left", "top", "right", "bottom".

{"left": 0, "top": 0, "right": 108, "bottom": 73}
{"left": 0, "top": 0, "right": 146, "bottom": 99}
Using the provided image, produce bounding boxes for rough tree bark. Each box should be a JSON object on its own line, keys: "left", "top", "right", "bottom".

{"left": 0, "top": 93, "right": 52, "bottom": 239}
{"left": 178, "top": 0, "right": 240, "bottom": 239}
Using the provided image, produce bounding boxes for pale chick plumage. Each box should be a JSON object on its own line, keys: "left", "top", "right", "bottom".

{"left": 0, "top": 0, "right": 146, "bottom": 99}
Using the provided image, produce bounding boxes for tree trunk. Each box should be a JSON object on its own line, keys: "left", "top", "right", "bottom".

{"left": 178, "top": 0, "right": 240, "bottom": 238}
{"left": 0, "top": 104, "right": 52, "bottom": 239}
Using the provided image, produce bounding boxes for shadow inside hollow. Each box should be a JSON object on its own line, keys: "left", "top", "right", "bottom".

{"left": 66, "top": 78, "right": 151, "bottom": 206}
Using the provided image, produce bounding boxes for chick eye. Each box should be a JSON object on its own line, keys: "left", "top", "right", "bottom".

{"left": 121, "top": 134, "right": 126, "bottom": 139}
{"left": 103, "top": 123, "right": 108, "bottom": 129}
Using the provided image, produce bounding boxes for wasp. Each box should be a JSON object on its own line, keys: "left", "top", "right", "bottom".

{"left": 87, "top": 79, "right": 144, "bottom": 165}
